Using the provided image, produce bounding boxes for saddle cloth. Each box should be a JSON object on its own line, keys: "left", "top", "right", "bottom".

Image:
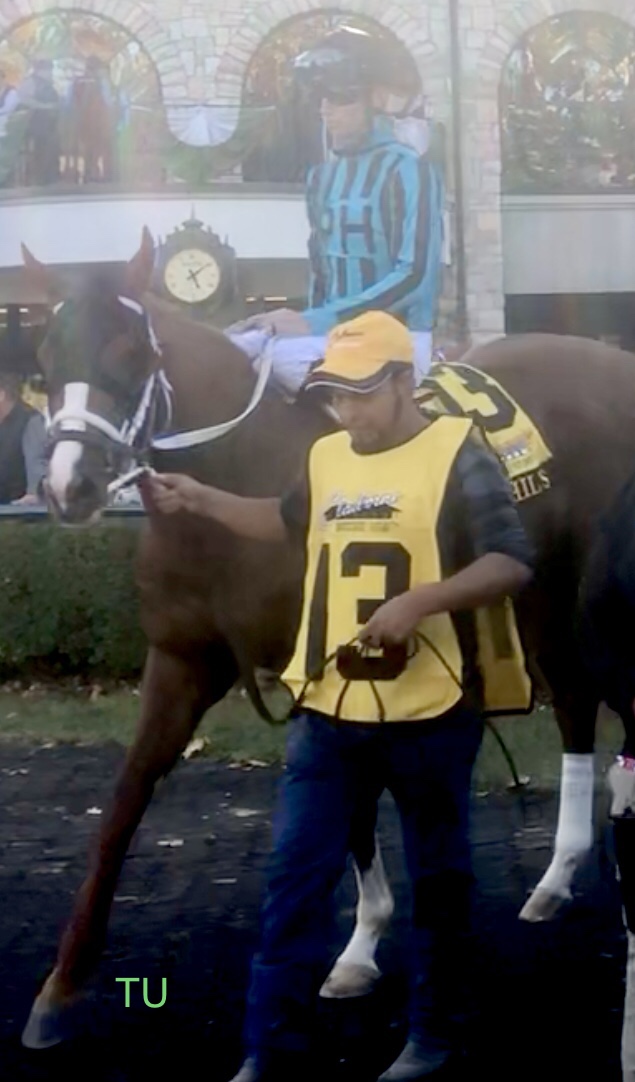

{"left": 417, "top": 361, "right": 553, "bottom": 484}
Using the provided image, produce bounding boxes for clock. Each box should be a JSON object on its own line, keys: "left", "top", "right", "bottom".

{"left": 153, "top": 213, "right": 237, "bottom": 317}
{"left": 163, "top": 248, "right": 221, "bottom": 305}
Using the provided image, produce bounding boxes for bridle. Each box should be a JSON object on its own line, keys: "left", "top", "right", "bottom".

{"left": 45, "top": 296, "right": 273, "bottom": 493}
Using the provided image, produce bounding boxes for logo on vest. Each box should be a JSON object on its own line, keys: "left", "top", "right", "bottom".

{"left": 323, "top": 492, "right": 401, "bottom": 522}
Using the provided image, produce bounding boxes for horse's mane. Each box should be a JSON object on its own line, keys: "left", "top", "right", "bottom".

{"left": 64, "top": 275, "right": 245, "bottom": 368}
{"left": 142, "top": 293, "right": 248, "bottom": 368}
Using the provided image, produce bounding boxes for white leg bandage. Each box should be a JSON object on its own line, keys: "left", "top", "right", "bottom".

{"left": 319, "top": 847, "right": 394, "bottom": 999}
{"left": 337, "top": 851, "right": 395, "bottom": 970}
{"left": 519, "top": 753, "right": 594, "bottom": 922}
{"left": 609, "top": 759, "right": 635, "bottom": 818}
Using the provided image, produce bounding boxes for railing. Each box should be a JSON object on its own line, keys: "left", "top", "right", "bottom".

{"left": 0, "top": 100, "right": 320, "bottom": 193}
{"left": 0, "top": 504, "right": 145, "bottom": 522}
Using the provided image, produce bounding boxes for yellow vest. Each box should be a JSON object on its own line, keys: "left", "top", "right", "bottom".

{"left": 284, "top": 416, "right": 530, "bottom": 722}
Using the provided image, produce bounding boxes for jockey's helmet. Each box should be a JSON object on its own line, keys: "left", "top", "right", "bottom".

{"left": 292, "top": 25, "right": 392, "bottom": 102}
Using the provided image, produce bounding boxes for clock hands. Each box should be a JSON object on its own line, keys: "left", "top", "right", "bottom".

{"left": 187, "top": 267, "right": 204, "bottom": 289}
{"left": 164, "top": 249, "right": 219, "bottom": 305}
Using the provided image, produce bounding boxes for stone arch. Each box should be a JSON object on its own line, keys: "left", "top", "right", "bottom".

{"left": 213, "top": 1, "right": 441, "bottom": 103}
{"left": 480, "top": 0, "right": 635, "bottom": 90}
{"left": 500, "top": 9, "right": 635, "bottom": 195}
{"left": 0, "top": 1, "right": 186, "bottom": 95}
{"left": 459, "top": 2, "right": 635, "bottom": 343}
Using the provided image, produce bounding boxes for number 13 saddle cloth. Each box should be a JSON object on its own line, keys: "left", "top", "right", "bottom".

{"left": 283, "top": 416, "right": 533, "bottom": 722}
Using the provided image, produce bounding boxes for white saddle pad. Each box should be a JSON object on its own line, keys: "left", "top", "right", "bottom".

{"left": 228, "top": 329, "right": 433, "bottom": 396}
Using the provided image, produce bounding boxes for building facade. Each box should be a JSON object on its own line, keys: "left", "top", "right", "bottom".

{"left": 1, "top": 0, "right": 635, "bottom": 348}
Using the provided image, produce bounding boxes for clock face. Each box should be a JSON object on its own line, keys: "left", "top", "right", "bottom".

{"left": 163, "top": 248, "right": 221, "bottom": 305}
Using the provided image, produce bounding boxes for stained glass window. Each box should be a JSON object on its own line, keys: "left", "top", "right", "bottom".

{"left": 0, "top": 10, "right": 162, "bottom": 186}
{"left": 501, "top": 13, "right": 635, "bottom": 194}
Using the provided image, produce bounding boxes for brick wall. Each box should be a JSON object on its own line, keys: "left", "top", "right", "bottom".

{"left": 2, "top": 0, "right": 631, "bottom": 343}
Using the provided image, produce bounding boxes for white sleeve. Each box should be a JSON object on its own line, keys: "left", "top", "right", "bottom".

{"left": 392, "top": 117, "right": 431, "bottom": 157}
{"left": 0, "top": 88, "right": 19, "bottom": 116}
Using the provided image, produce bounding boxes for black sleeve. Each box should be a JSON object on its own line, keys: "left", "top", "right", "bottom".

{"left": 280, "top": 470, "right": 310, "bottom": 542}
{"left": 437, "top": 435, "right": 534, "bottom": 711}
{"left": 438, "top": 436, "right": 536, "bottom": 574}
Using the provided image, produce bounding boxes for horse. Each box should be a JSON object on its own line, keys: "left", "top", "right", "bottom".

{"left": 17, "top": 227, "right": 635, "bottom": 1048}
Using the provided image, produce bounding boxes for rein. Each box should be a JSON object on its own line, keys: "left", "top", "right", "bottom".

{"left": 150, "top": 347, "right": 273, "bottom": 452}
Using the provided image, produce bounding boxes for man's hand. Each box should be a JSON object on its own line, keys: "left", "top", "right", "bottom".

{"left": 359, "top": 592, "right": 427, "bottom": 648}
{"left": 139, "top": 473, "right": 203, "bottom": 516}
{"left": 139, "top": 472, "right": 286, "bottom": 541}
{"left": 228, "top": 308, "right": 310, "bottom": 337}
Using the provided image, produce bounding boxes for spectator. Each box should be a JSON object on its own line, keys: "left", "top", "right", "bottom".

{"left": 0, "top": 66, "right": 21, "bottom": 187}
{"left": 0, "top": 66, "right": 19, "bottom": 136}
{"left": 67, "top": 56, "right": 118, "bottom": 182}
{"left": 0, "top": 371, "right": 47, "bottom": 505}
{"left": 19, "top": 58, "right": 61, "bottom": 186}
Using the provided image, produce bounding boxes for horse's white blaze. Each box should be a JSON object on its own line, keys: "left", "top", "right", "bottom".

{"left": 47, "top": 383, "right": 89, "bottom": 509}
{"left": 320, "top": 845, "right": 394, "bottom": 999}
{"left": 519, "top": 753, "right": 594, "bottom": 922}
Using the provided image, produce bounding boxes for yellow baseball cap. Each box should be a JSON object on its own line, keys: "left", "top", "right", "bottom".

{"left": 304, "top": 311, "right": 414, "bottom": 394}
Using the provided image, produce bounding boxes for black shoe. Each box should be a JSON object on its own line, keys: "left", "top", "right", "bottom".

{"left": 377, "top": 1038, "right": 452, "bottom": 1081}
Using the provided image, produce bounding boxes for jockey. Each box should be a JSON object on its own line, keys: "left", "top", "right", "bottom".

{"left": 146, "top": 312, "right": 534, "bottom": 1082}
{"left": 229, "top": 24, "right": 445, "bottom": 391}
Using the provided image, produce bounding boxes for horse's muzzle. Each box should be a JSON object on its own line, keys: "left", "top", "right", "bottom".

{"left": 45, "top": 476, "right": 104, "bottom": 526}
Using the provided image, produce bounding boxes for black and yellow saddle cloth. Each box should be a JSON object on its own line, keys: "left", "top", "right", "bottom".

{"left": 416, "top": 362, "right": 553, "bottom": 504}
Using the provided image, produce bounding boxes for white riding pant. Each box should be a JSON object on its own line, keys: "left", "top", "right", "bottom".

{"left": 228, "top": 330, "right": 434, "bottom": 396}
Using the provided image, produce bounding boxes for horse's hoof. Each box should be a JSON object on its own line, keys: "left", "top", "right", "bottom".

{"left": 518, "top": 887, "right": 571, "bottom": 923}
{"left": 319, "top": 961, "right": 381, "bottom": 999}
{"left": 21, "top": 982, "right": 86, "bottom": 1049}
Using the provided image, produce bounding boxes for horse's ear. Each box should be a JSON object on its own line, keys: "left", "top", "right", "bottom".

{"left": 21, "top": 243, "right": 64, "bottom": 301}
{"left": 124, "top": 227, "right": 155, "bottom": 298}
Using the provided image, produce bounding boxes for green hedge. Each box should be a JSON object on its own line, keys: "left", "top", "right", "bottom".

{"left": 0, "top": 522, "right": 146, "bottom": 680}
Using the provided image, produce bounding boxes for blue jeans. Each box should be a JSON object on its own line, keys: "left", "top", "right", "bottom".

{"left": 244, "top": 703, "right": 484, "bottom": 1062}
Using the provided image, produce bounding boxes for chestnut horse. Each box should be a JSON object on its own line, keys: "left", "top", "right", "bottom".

{"left": 17, "top": 229, "right": 635, "bottom": 1047}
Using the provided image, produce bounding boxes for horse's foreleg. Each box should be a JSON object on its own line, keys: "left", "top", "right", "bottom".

{"left": 320, "top": 798, "right": 394, "bottom": 999}
{"left": 22, "top": 644, "right": 237, "bottom": 1049}
{"left": 520, "top": 696, "right": 597, "bottom": 923}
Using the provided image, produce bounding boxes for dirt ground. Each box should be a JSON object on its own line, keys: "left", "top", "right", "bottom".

{"left": 0, "top": 743, "right": 626, "bottom": 1081}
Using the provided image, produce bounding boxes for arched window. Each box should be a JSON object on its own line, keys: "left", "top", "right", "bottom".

{"left": 501, "top": 12, "right": 635, "bottom": 194}
{"left": 0, "top": 9, "right": 162, "bottom": 187}
{"left": 241, "top": 10, "right": 421, "bottom": 183}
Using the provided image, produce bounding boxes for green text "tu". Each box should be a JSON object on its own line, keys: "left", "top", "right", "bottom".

{"left": 116, "top": 977, "right": 167, "bottom": 1008}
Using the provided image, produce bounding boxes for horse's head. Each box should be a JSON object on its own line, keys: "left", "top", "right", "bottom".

{"left": 22, "top": 228, "right": 162, "bottom": 524}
